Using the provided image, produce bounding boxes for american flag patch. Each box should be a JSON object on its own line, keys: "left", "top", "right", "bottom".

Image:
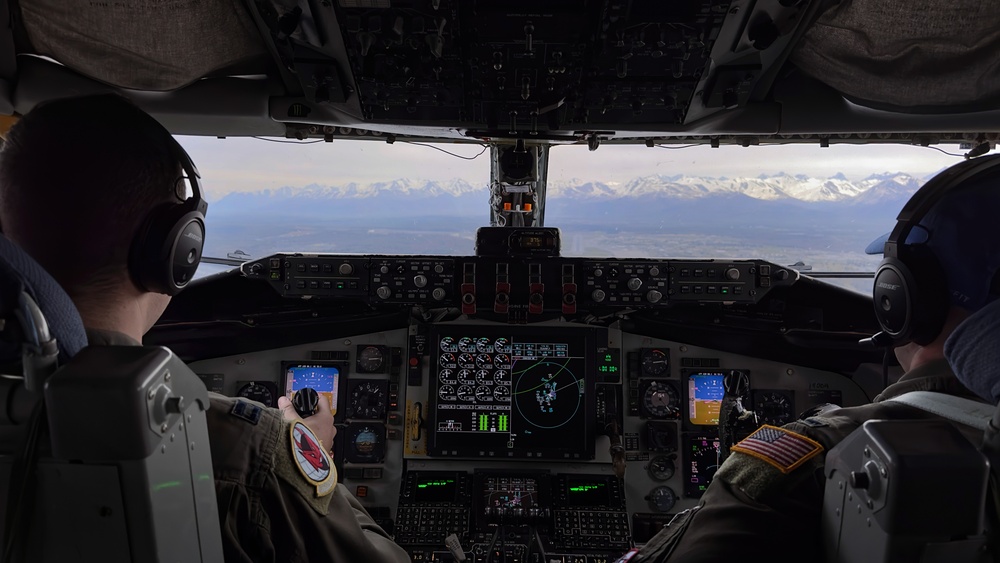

{"left": 731, "top": 425, "right": 823, "bottom": 473}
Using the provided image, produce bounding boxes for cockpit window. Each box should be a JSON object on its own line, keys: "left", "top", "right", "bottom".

{"left": 182, "top": 136, "right": 962, "bottom": 295}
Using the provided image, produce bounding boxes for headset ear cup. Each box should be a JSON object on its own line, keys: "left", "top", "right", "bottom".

{"left": 873, "top": 249, "right": 948, "bottom": 346}
{"left": 129, "top": 202, "right": 205, "bottom": 295}
{"left": 873, "top": 257, "right": 916, "bottom": 342}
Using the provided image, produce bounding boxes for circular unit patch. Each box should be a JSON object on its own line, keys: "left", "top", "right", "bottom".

{"left": 290, "top": 421, "right": 334, "bottom": 493}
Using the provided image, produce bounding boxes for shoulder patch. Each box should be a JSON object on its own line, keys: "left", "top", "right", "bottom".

{"left": 290, "top": 421, "right": 335, "bottom": 491}
{"left": 274, "top": 420, "right": 336, "bottom": 514}
{"left": 230, "top": 400, "right": 262, "bottom": 425}
{"left": 730, "top": 424, "right": 823, "bottom": 474}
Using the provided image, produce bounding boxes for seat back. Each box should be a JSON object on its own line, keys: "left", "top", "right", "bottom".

{"left": 0, "top": 233, "right": 223, "bottom": 562}
{"left": 820, "top": 299, "right": 1000, "bottom": 563}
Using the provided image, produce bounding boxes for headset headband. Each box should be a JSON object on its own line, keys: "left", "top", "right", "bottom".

{"left": 884, "top": 154, "right": 1000, "bottom": 258}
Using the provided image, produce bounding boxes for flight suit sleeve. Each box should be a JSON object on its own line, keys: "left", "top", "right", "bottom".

{"left": 628, "top": 419, "right": 855, "bottom": 563}
{"left": 208, "top": 395, "right": 411, "bottom": 563}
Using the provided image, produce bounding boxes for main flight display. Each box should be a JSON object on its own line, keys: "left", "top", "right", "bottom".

{"left": 429, "top": 328, "right": 597, "bottom": 459}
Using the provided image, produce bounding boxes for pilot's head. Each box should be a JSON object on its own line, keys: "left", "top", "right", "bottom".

{"left": 865, "top": 171, "right": 1000, "bottom": 368}
{"left": 0, "top": 93, "right": 187, "bottom": 334}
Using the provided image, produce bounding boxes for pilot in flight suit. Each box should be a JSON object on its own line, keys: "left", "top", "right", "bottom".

{"left": 617, "top": 169, "right": 1000, "bottom": 563}
{"left": 0, "top": 95, "right": 411, "bottom": 563}
{"left": 87, "top": 328, "right": 411, "bottom": 563}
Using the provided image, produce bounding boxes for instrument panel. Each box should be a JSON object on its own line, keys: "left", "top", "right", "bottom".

{"left": 188, "top": 316, "right": 876, "bottom": 561}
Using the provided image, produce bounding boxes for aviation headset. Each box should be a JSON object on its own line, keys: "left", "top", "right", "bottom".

{"left": 872, "top": 153, "right": 1000, "bottom": 346}
{"left": 126, "top": 115, "right": 208, "bottom": 296}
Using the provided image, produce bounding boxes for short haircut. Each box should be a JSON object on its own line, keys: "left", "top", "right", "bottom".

{"left": 0, "top": 94, "right": 181, "bottom": 300}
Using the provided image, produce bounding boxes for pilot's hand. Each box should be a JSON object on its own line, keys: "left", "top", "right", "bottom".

{"left": 278, "top": 394, "right": 337, "bottom": 455}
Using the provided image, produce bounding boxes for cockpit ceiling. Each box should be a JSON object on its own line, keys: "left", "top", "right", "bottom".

{"left": 11, "top": 0, "right": 1000, "bottom": 143}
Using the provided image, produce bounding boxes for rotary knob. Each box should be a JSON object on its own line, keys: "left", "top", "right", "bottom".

{"left": 647, "top": 290, "right": 663, "bottom": 303}
{"left": 339, "top": 263, "right": 354, "bottom": 275}
{"left": 414, "top": 274, "right": 428, "bottom": 288}
{"left": 432, "top": 288, "right": 446, "bottom": 301}
{"left": 376, "top": 286, "right": 392, "bottom": 300}
{"left": 627, "top": 277, "right": 643, "bottom": 291}
{"left": 650, "top": 266, "right": 660, "bottom": 276}
{"left": 434, "top": 264, "right": 445, "bottom": 274}
{"left": 592, "top": 289, "right": 606, "bottom": 303}
{"left": 725, "top": 268, "right": 740, "bottom": 281}
{"left": 380, "top": 265, "right": 389, "bottom": 274}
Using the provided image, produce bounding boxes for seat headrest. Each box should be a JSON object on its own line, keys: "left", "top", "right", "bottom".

{"left": 945, "top": 298, "right": 1000, "bottom": 403}
{"left": 0, "top": 234, "right": 87, "bottom": 362}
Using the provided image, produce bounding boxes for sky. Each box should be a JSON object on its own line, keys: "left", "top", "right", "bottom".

{"left": 175, "top": 135, "right": 967, "bottom": 202}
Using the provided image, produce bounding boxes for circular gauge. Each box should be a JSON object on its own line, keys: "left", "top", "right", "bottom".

{"left": 475, "top": 386, "right": 493, "bottom": 402}
{"left": 236, "top": 382, "right": 276, "bottom": 407}
{"left": 476, "top": 337, "right": 493, "bottom": 353}
{"left": 476, "top": 353, "right": 493, "bottom": 369}
{"left": 458, "top": 337, "right": 477, "bottom": 353}
{"left": 476, "top": 370, "right": 493, "bottom": 384}
{"left": 493, "top": 386, "right": 511, "bottom": 402}
{"left": 439, "top": 353, "right": 457, "bottom": 369}
{"left": 457, "top": 353, "right": 476, "bottom": 369}
{"left": 649, "top": 456, "right": 676, "bottom": 481}
{"left": 457, "top": 385, "right": 475, "bottom": 402}
{"left": 642, "top": 381, "right": 680, "bottom": 418}
{"left": 440, "top": 336, "right": 458, "bottom": 352}
{"left": 494, "top": 370, "right": 510, "bottom": 384}
{"left": 641, "top": 349, "right": 669, "bottom": 377}
{"left": 358, "top": 346, "right": 385, "bottom": 373}
{"left": 346, "top": 423, "right": 386, "bottom": 463}
{"left": 648, "top": 486, "right": 677, "bottom": 512}
{"left": 439, "top": 369, "right": 457, "bottom": 385}
{"left": 755, "top": 391, "right": 794, "bottom": 426}
{"left": 438, "top": 384, "right": 456, "bottom": 401}
{"left": 494, "top": 338, "right": 511, "bottom": 353}
{"left": 458, "top": 369, "right": 477, "bottom": 385}
{"left": 349, "top": 380, "right": 387, "bottom": 420}
{"left": 493, "top": 353, "right": 511, "bottom": 368}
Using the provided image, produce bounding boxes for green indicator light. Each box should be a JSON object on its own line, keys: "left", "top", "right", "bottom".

{"left": 569, "top": 484, "right": 604, "bottom": 492}
{"left": 153, "top": 481, "right": 182, "bottom": 492}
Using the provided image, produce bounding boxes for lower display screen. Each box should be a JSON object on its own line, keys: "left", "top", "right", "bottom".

{"left": 428, "top": 327, "right": 598, "bottom": 459}
{"left": 482, "top": 475, "right": 539, "bottom": 509}
{"left": 414, "top": 476, "right": 460, "bottom": 503}
{"left": 684, "top": 433, "right": 721, "bottom": 498}
{"left": 564, "top": 476, "right": 612, "bottom": 507}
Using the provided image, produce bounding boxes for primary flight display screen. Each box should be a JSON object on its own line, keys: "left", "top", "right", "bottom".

{"left": 688, "top": 373, "right": 724, "bottom": 425}
{"left": 282, "top": 362, "right": 345, "bottom": 419}
{"left": 428, "top": 326, "right": 597, "bottom": 459}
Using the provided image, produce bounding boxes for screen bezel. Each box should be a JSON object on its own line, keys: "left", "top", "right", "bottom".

{"left": 281, "top": 360, "right": 349, "bottom": 423}
{"left": 427, "top": 325, "right": 599, "bottom": 460}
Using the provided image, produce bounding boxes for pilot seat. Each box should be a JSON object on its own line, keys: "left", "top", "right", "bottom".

{"left": 0, "top": 233, "right": 223, "bottom": 562}
{"left": 822, "top": 297, "right": 1000, "bottom": 563}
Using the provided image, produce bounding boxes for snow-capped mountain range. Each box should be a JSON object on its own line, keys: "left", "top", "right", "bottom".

{"left": 212, "top": 171, "right": 924, "bottom": 211}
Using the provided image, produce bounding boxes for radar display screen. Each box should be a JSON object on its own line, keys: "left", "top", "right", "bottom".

{"left": 688, "top": 373, "right": 724, "bottom": 425}
{"left": 414, "top": 476, "right": 460, "bottom": 503}
{"left": 429, "top": 326, "right": 598, "bottom": 459}
{"left": 281, "top": 361, "right": 347, "bottom": 421}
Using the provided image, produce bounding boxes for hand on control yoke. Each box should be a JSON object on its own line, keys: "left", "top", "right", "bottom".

{"left": 279, "top": 388, "right": 337, "bottom": 455}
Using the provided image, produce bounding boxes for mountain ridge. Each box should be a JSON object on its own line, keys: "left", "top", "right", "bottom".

{"left": 212, "top": 172, "right": 925, "bottom": 209}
